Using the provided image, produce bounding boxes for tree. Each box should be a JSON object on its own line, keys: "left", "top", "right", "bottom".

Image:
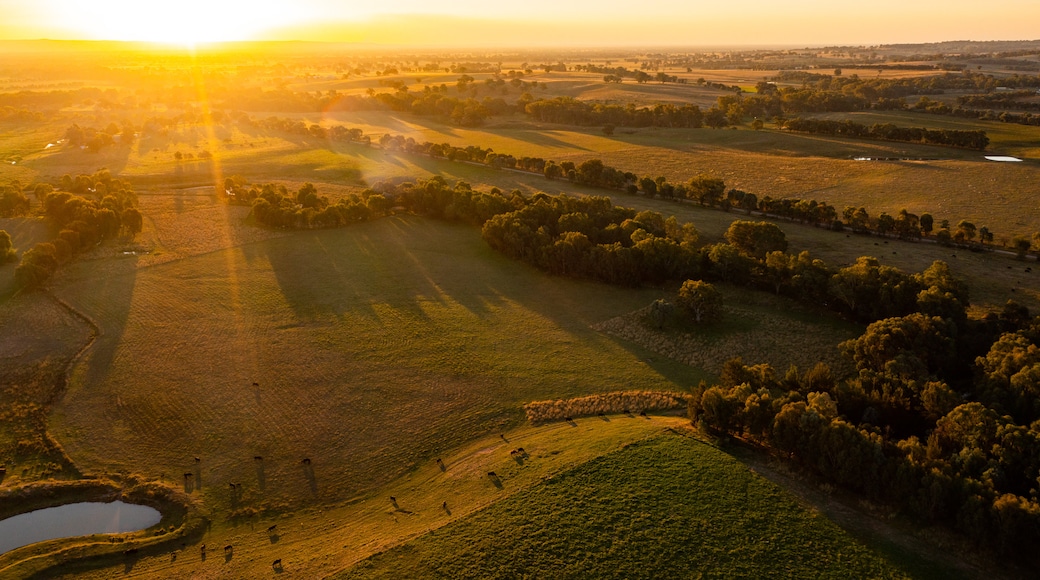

{"left": 0, "top": 229, "right": 16, "bottom": 262}
{"left": 955, "top": 220, "right": 977, "bottom": 244}
{"left": 724, "top": 220, "right": 788, "bottom": 259}
{"left": 645, "top": 298, "right": 675, "bottom": 329}
{"left": 14, "top": 243, "right": 58, "bottom": 289}
{"left": 920, "top": 213, "right": 934, "bottom": 237}
{"left": 1012, "top": 236, "right": 1031, "bottom": 260}
{"left": 121, "top": 208, "right": 143, "bottom": 237}
{"left": 676, "top": 280, "right": 722, "bottom": 324}
{"left": 638, "top": 177, "right": 657, "bottom": 197}
{"left": 0, "top": 186, "right": 30, "bottom": 217}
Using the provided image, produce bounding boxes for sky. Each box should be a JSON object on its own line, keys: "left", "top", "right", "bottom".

{"left": 1, "top": 0, "right": 1039, "bottom": 47}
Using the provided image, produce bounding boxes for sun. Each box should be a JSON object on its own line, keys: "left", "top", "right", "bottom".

{"left": 43, "top": 0, "right": 310, "bottom": 45}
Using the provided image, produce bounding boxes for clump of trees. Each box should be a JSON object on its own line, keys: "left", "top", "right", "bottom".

{"left": 63, "top": 123, "right": 135, "bottom": 153}
{"left": 227, "top": 181, "right": 392, "bottom": 229}
{"left": 0, "top": 183, "right": 31, "bottom": 217}
{"left": 13, "top": 170, "right": 141, "bottom": 290}
{"left": 688, "top": 304, "right": 1040, "bottom": 565}
{"left": 0, "top": 230, "right": 17, "bottom": 262}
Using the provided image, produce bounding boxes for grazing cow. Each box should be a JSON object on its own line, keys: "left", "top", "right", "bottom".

{"left": 273, "top": 558, "right": 282, "bottom": 568}
{"left": 124, "top": 548, "right": 138, "bottom": 556}
{"left": 224, "top": 545, "right": 233, "bottom": 554}
{"left": 564, "top": 416, "right": 572, "bottom": 422}
{"left": 267, "top": 525, "right": 277, "bottom": 533}
{"left": 254, "top": 456, "right": 263, "bottom": 461}
{"left": 517, "top": 447, "right": 525, "bottom": 455}
{"left": 442, "top": 501, "right": 448, "bottom": 509}
{"left": 1027, "top": 267, "right": 1033, "bottom": 273}
{"left": 435, "top": 458, "right": 442, "bottom": 463}
{"left": 302, "top": 458, "right": 311, "bottom": 465}
{"left": 229, "top": 483, "right": 236, "bottom": 490}
{"left": 509, "top": 449, "right": 517, "bottom": 455}
{"left": 487, "top": 471, "right": 497, "bottom": 478}
{"left": 639, "top": 410, "right": 647, "bottom": 417}
{"left": 253, "top": 382, "right": 260, "bottom": 387}
{"left": 183, "top": 472, "right": 193, "bottom": 479}
{"left": 622, "top": 409, "right": 629, "bottom": 414}
{"left": 194, "top": 457, "right": 200, "bottom": 463}
{"left": 200, "top": 544, "right": 206, "bottom": 553}
{"left": 389, "top": 496, "right": 396, "bottom": 503}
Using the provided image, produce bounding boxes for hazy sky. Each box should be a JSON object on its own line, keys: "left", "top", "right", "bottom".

{"left": 2, "top": 0, "right": 1039, "bottom": 46}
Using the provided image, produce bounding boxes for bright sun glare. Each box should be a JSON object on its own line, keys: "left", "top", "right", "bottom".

{"left": 47, "top": 0, "right": 306, "bottom": 45}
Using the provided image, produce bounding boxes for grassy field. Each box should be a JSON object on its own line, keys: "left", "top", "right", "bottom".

{"left": 47, "top": 205, "right": 707, "bottom": 512}
{"left": 47, "top": 417, "right": 971, "bottom": 579}
{"left": 338, "top": 431, "right": 925, "bottom": 580}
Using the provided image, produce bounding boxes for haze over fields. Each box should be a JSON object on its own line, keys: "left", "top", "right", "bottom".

{"left": 1, "top": 0, "right": 1039, "bottom": 46}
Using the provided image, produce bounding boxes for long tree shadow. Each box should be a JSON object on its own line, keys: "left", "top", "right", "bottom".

{"left": 54, "top": 254, "right": 139, "bottom": 402}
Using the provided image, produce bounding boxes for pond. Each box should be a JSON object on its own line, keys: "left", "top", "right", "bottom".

{"left": 0, "top": 501, "right": 161, "bottom": 554}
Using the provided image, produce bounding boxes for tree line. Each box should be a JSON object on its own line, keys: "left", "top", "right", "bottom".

{"left": 782, "top": 118, "right": 989, "bottom": 150}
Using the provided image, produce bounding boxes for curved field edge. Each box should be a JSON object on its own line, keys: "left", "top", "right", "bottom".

{"left": 336, "top": 430, "right": 923, "bottom": 580}
{"left": 49, "top": 415, "right": 689, "bottom": 578}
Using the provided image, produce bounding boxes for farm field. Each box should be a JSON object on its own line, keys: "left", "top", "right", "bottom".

{"left": 3, "top": 42, "right": 1040, "bottom": 579}
{"left": 44, "top": 419, "right": 971, "bottom": 579}
{"left": 338, "top": 431, "right": 951, "bottom": 580}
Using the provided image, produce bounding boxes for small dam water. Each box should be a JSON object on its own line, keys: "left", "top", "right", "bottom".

{"left": 0, "top": 501, "right": 161, "bottom": 554}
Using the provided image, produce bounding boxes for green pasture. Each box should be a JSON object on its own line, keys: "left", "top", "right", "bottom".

{"left": 340, "top": 432, "right": 939, "bottom": 580}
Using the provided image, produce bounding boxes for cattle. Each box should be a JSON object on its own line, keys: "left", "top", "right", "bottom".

{"left": 267, "top": 525, "right": 277, "bottom": 533}
{"left": 442, "top": 501, "right": 448, "bottom": 509}
{"left": 272, "top": 559, "right": 282, "bottom": 568}
{"left": 517, "top": 447, "right": 525, "bottom": 455}
{"left": 564, "top": 416, "right": 573, "bottom": 422}
{"left": 183, "top": 472, "right": 193, "bottom": 479}
{"left": 224, "top": 545, "right": 233, "bottom": 554}
{"left": 123, "top": 548, "right": 138, "bottom": 556}
{"left": 390, "top": 496, "right": 397, "bottom": 504}
{"left": 194, "top": 457, "right": 200, "bottom": 463}
{"left": 487, "top": 471, "right": 497, "bottom": 478}
{"left": 200, "top": 544, "right": 206, "bottom": 553}
{"left": 639, "top": 410, "right": 647, "bottom": 417}
{"left": 252, "top": 382, "right": 260, "bottom": 387}
{"left": 254, "top": 456, "right": 263, "bottom": 461}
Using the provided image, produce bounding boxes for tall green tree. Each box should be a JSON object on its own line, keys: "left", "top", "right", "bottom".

{"left": 676, "top": 280, "right": 722, "bottom": 324}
